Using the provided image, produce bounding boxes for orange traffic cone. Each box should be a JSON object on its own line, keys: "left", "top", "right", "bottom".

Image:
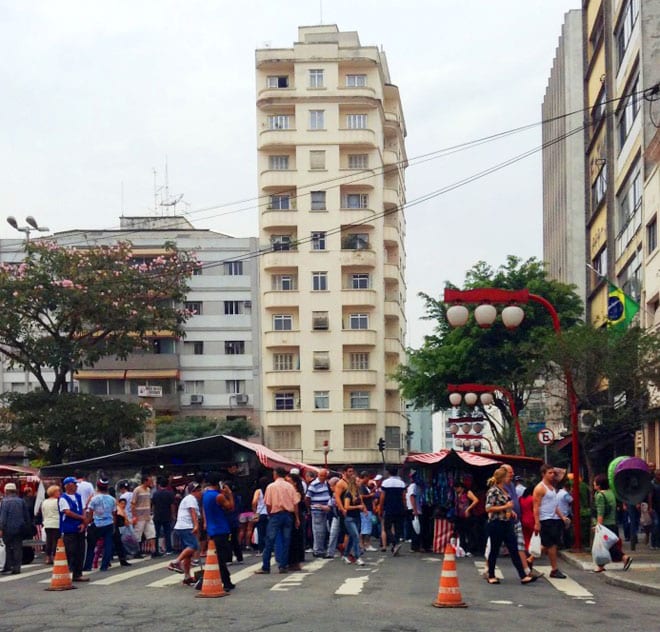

{"left": 45, "top": 537, "right": 76, "bottom": 591}
{"left": 195, "top": 539, "right": 227, "bottom": 598}
{"left": 432, "top": 542, "right": 466, "bottom": 608}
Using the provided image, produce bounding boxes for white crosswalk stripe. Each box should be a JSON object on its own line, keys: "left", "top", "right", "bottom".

{"left": 473, "top": 560, "right": 504, "bottom": 579}
{"left": 0, "top": 565, "right": 52, "bottom": 583}
{"left": 37, "top": 555, "right": 151, "bottom": 584}
{"left": 147, "top": 561, "right": 262, "bottom": 587}
{"left": 532, "top": 565, "right": 593, "bottom": 600}
{"left": 270, "top": 557, "right": 330, "bottom": 591}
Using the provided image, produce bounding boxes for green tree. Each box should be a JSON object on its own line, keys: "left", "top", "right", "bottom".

{"left": 156, "top": 416, "right": 254, "bottom": 445}
{"left": 0, "top": 391, "right": 148, "bottom": 464}
{"left": 396, "top": 256, "right": 583, "bottom": 453}
{"left": 0, "top": 240, "right": 198, "bottom": 393}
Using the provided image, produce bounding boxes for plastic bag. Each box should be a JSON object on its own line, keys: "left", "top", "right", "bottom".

{"left": 596, "top": 523, "right": 619, "bottom": 550}
{"left": 592, "top": 525, "right": 613, "bottom": 567}
{"left": 454, "top": 536, "right": 466, "bottom": 558}
{"left": 412, "top": 515, "right": 420, "bottom": 535}
{"left": 119, "top": 525, "right": 139, "bottom": 556}
{"left": 484, "top": 536, "right": 491, "bottom": 559}
{"left": 0, "top": 541, "right": 5, "bottom": 569}
{"left": 529, "top": 532, "right": 542, "bottom": 558}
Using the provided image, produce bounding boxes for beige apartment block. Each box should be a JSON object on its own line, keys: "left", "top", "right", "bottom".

{"left": 255, "top": 25, "right": 408, "bottom": 465}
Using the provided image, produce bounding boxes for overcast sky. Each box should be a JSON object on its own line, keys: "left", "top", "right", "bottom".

{"left": 1, "top": 0, "right": 580, "bottom": 346}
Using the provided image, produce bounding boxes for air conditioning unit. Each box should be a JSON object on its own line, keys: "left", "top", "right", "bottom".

{"left": 190, "top": 394, "right": 204, "bottom": 405}
{"left": 235, "top": 393, "right": 249, "bottom": 405}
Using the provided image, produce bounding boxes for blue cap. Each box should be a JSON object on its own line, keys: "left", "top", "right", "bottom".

{"left": 63, "top": 476, "right": 77, "bottom": 486}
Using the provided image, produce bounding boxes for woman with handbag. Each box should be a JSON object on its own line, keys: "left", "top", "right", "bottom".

{"left": 593, "top": 474, "right": 632, "bottom": 572}
{"left": 485, "top": 468, "right": 535, "bottom": 585}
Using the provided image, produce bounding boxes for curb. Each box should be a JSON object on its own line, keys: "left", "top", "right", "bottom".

{"left": 602, "top": 573, "right": 660, "bottom": 597}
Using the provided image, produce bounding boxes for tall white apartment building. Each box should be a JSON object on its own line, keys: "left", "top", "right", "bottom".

{"left": 256, "top": 25, "right": 407, "bottom": 464}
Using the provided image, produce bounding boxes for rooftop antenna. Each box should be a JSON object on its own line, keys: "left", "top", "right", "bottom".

{"left": 158, "top": 157, "right": 185, "bottom": 215}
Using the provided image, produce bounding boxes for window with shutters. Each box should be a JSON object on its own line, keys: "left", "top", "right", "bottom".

{"left": 268, "top": 115, "right": 291, "bottom": 130}
{"left": 269, "top": 155, "right": 290, "bottom": 170}
{"left": 312, "top": 311, "right": 329, "bottom": 330}
{"left": 346, "top": 114, "right": 367, "bottom": 129}
{"left": 348, "top": 154, "right": 368, "bottom": 169}
{"left": 315, "top": 430, "right": 331, "bottom": 449}
{"left": 273, "top": 353, "right": 294, "bottom": 371}
{"left": 350, "top": 352, "right": 369, "bottom": 370}
{"left": 270, "top": 426, "right": 301, "bottom": 449}
{"left": 385, "top": 426, "right": 401, "bottom": 449}
{"left": 310, "top": 150, "right": 326, "bottom": 170}
{"left": 345, "top": 74, "right": 367, "bottom": 87}
{"left": 344, "top": 424, "right": 375, "bottom": 449}
{"left": 313, "top": 351, "right": 330, "bottom": 370}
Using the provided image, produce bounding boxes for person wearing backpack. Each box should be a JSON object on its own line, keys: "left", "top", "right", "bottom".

{"left": 593, "top": 474, "right": 632, "bottom": 573}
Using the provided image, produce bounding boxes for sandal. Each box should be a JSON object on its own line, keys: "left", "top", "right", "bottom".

{"left": 593, "top": 567, "right": 605, "bottom": 573}
{"left": 623, "top": 557, "right": 633, "bottom": 572}
{"left": 487, "top": 577, "right": 500, "bottom": 584}
{"left": 521, "top": 575, "right": 534, "bottom": 584}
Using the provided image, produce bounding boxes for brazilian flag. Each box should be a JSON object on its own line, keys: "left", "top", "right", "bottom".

{"left": 607, "top": 284, "right": 639, "bottom": 330}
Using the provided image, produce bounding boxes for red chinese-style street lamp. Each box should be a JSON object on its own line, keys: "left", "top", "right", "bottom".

{"left": 448, "top": 383, "right": 526, "bottom": 456}
{"left": 443, "top": 287, "right": 582, "bottom": 551}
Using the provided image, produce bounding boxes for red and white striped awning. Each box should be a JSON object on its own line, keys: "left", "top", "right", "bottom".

{"left": 223, "top": 435, "right": 301, "bottom": 470}
{"left": 406, "top": 449, "right": 501, "bottom": 468}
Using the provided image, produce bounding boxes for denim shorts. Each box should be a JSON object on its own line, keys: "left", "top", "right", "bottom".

{"left": 174, "top": 528, "right": 199, "bottom": 551}
{"left": 360, "top": 511, "right": 373, "bottom": 535}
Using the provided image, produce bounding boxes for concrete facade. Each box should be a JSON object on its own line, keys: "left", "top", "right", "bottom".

{"left": 255, "top": 25, "right": 407, "bottom": 464}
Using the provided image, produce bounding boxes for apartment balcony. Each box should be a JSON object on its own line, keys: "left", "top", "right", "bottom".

{"left": 342, "top": 370, "right": 377, "bottom": 386}
{"left": 263, "top": 290, "right": 300, "bottom": 309}
{"left": 341, "top": 409, "right": 378, "bottom": 424}
{"left": 341, "top": 289, "right": 377, "bottom": 308}
{"left": 339, "top": 249, "right": 376, "bottom": 267}
{"left": 84, "top": 353, "right": 180, "bottom": 372}
{"left": 383, "top": 148, "right": 399, "bottom": 167}
{"left": 261, "top": 210, "right": 298, "bottom": 230}
{"left": 180, "top": 354, "right": 253, "bottom": 369}
{"left": 256, "top": 86, "right": 296, "bottom": 100}
{"left": 341, "top": 329, "right": 377, "bottom": 346}
{"left": 265, "top": 371, "right": 302, "bottom": 388}
{"left": 384, "top": 187, "right": 400, "bottom": 207}
{"left": 259, "top": 128, "right": 298, "bottom": 148}
{"left": 264, "top": 330, "right": 301, "bottom": 347}
{"left": 95, "top": 393, "right": 181, "bottom": 411}
{"left": 336, "top": 128, "right": 377, "bottom": 146}
{"left": 384, "top": 300, "right": 402, "bottom": 319}
{"left": 340, "top": 207, "right": 376, "bottom": 223}
{"left": 384, "top": 337, "right": 404, "bottom": 356}
{"left": 264, "top": 410, "right": 302, "bottom": 426}
{"left": 384, "top": 263, "right": 401, "bottom": 282}
{"left": 263, "top": 251, "right": 298, "bottom": 270}
{"left": 337, "top": 86, "right": 377, "bottom": 99}
{"left": 383, "top": 224, "right": 401, "bottom": 246}
{"left": 260, "top": 170, "right": 298, "bottom": 189}
{"left": 385, "top": 376, "right": 400, "bottom": 391}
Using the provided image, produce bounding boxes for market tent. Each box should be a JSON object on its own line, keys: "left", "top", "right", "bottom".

{"left": 406, "top": 449, "right": 502, "bottom": 468}
{"left": 39, "top": 434, "right": 307, "bottom": 477}
{"left": 0, "top": 464, "right": 40, "bottom": 477}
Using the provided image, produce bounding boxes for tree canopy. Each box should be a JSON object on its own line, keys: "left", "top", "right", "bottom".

{"left": 0, "top": 240, "right": 198, "bottom": 393}
{"left": 0, "top": 391, "right": 148, "bottom": 464}
{"left": 396, "top": 256, "right": 583, "bottom": 452}
{"left": 156, "top": 416, "right": 254, "bottom": 445}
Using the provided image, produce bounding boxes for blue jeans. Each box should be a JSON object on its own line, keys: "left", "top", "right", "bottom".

{"left": 327, "top": 514, "right": 342, "bottom": 556}
{"left": 261, "top": 512, "right": 293, "bottom": 571}
{"left": 311, "top": 510, "right": 328, "bottom": 555}
{"left": 154, "top": 519, "right": 173, "bottom": 553}
{"left": 344, "top": 516, "right": 361, "bottom": 559}
{"left": 84, "top": 524, "right": 114, "bottom": 571}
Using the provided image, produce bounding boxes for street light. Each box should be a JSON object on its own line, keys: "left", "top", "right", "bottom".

{"left": 448, "top": 382, "right": 526, "bottom": 456}
{"left": 6, "top": 215, "right": 50, "bottom": 242}
{"left": 443, "top": 287, "right": 583, "bottom": 551}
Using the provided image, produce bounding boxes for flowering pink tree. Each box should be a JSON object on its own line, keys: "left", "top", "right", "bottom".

{"left": 0, "top": 240, "right": 199, "bottom": 393}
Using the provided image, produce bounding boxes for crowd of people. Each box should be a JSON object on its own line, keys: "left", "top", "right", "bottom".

{"left": 0, "top": 462, "right": 659, "bottom": 585}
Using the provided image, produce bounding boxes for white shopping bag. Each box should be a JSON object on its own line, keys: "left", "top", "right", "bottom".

{"left": 529, "top": 532, "right": 542, "bottom": 558}
{"left": 412, "top": 515, "right": 420, "bottom": 535}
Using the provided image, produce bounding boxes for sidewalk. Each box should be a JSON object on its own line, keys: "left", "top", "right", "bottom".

{"left": 559, "top": 540, "right": 660, "bottom": 596}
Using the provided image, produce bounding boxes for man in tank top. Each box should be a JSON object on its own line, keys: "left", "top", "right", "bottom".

{"left": 533, "top": 464, "right": 570, "bottom": 579}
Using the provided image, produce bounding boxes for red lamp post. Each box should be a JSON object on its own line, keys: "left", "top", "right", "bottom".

{"left": 448, "top": 383, "right": 526, "bottom": 456}
{"left": 443, "top": 287, "right": 582, "bottom": 551}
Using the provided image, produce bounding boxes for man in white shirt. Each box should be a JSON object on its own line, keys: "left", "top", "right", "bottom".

{"left": 74, "top": 470, "right": 95, "bottom": 510}
{"left": 405, "top": 471, "right": 421, "bottom": 552}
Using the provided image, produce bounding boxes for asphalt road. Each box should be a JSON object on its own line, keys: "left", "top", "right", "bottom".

{"left": 1, "top": 549, "right": 657, "bottom": 632}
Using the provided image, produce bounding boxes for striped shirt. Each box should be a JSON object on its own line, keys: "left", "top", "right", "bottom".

{"left": 306, "top": 479, "right": 331, "bottom": 510}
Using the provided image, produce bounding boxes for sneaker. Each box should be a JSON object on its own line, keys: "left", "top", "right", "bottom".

{"left": 356, "top": 558, "right": 365, "bottom": 566}
{"left": 366, "top": 546, "right": 378, "bottom": 552}
{"left": 168, "top": 562, "right": 183, "bottom": 574}
{"left": 549, "top": 569, "right": 566, "bottom": 579}
{"left": 343, "top": 556, "right": 354, "bottom": 565}
{"left": 323, "top": 554, "right": 336, "bottom": 559}
{"left": 191, "top": 558, "right": 201, "bottom": 566}
{"left": 254, "top": 568, "right": 270, "bottom": 574}
{"left": 182, "top": 577, "right": 196, "bottom": 586}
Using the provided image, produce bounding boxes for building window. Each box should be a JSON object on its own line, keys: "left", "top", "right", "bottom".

{"left": 350, "top": 352, "right": 369, "bottom": 370}
{"left": 193, "top": 341, "right": 204, "bottom": 355}
{"left": 344, "top": 424, "right": 374, "bottom": 449}
{"left": 273, "top": 314, "right": 293, "bottom": 331}
{"left": 315, "top": 429, "right": 330, "bottom": 449}
{"left": 224, "top": 300, "right": 243, "bottom": 315}
{"left": 274, "top": 392, "right": 296, "bottom": 411}
{"left": 312, "top": 272, "right": 328, "bottom": 291}
{"left": 617, "top": 73, "right": 640, "bottom": 149}
{"left": 311, "top": 231, "right": 326, "bottom": 251}
{"left": 591, "top": 164, "right": 607, "bottom": 211}
{"left": 313, "top": 351, "right": 330, "bottom": 370}
{"left": 348, "top": 154, "right": 369, "bottom": 169}
{"left": 615, "top": 163, "right": 642, "bottom": 258}
{"left": 346, "top": 114, "right": 367, "bottom": 129}
{"left": 615, "top": 0, "right": 640, "bottom": 66}
{"left": 351, "top": 273, "right": 370, "bottom": 290}
{"left": 309, "top": 110, "right": 325, "bottom": 130}
{"left": 269, "top": 194, "right": 291, "bottom": 210}
{"left": 385, "top": 426, "right": 401, "bottom": 449}
{"left": 312, "top": 311, "right": 329, "bottom": 330}
{"left": 268, "top": 115, "right": 291, "bottom": 130}
{"left": 269, "top": 155, "right": 289, "bottom": 170}
{"left": 314, "top": 391, "right": 330, "bottom": 409}
{"left": 310, "top": 191, "right": 326, "bottom": 210}
{"left": 271, "top": 235, "right": 294, "bottom": 251}
{"left": 342, "top": 193, "right": 368, "bottom": 209}
{"left": 348, "top": 313, "right": 368, "bottom": 330}
{"left": 271, "top": 274, "right": 296, "bottom": 291}
{"left": 310, "top": 150, "right": 326, "bottom": 170}
{"left": 224, "top": 261, "right": 243, "bottom": 276}
{"left": 184, "top": 380, "right": 204, "bottom": 394}
{"left": 346, "top": 74, "right": 367, "bottom": 87}
{"left": 648, "top": 218, "right": 657, "bottom": 255}
{"left": 225, "top": 341, "right": 245, "bottom": 355}
{"left": 184, "top": 301, "right": 203, "bottom": 315}
{"left": 343, "top": 233, "right": 369, "bottom": 249}
{"left": 273, "top": 353, "right": 294, "bottom": 371}
{"left": 309, "top": 69, "right": 324, "bottom": 88}
{"left": 270, "top": 426, "right": 301, "bottom": 450}
{"left": 267, "top": 75, "right": 289, "bottom": 88}
{"left": 618, "top": 247, "right": 642, "bottom": 301}
{"left": 350, "top": 391, "right": 370, "bottom": 409}
{"left": 590, "top": 246, "right": 607, "bottom": 291}
{"left": 591, "top": 88, "right": 607, "bottom": 129}
{"left": 225, "top": 380, "right": 245, "bottom": 394}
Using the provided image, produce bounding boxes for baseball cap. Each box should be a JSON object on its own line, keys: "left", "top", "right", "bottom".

{"left": 4, "top": 482, "right": 17, "bottom": 492}
{"left": 187, "top": 482, "right": 201, "bottom": 493}
{"left": 289, "top": 467, "right": 300, "bottom": 475}
{"left": 374, "top": 474, "right": 383, "bottom": 481}
{"left": 62, "top": 476, "right": 77, "bottom": 486}
{"left": 97, "top": 477, "right": 110, "bottom": 489}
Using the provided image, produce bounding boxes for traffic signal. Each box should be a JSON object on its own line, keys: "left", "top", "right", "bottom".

{"left": 377, "top": 437, "right": 386, "bottom": 452}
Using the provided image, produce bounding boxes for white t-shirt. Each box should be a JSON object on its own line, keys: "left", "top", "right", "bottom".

{"left": 76, "top": 480, "right": 95, "bottom": 509}
{"left": 405, "top": 482, "right": 419, "bottom": 511}
{"left": 174, "top": 494, "right": 199, "bottom": 530}
{"left": 120, "top": 491, "right": 134, "bottom": 520}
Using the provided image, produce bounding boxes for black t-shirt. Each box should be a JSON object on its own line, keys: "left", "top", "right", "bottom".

{"left": 360, "top": 484, "right": 373, "bottom": 511}
{"left": 342, "top": 491, "right": 361, "bottom": 521}
{"left": 151, "top": 488, "right": 175, "bottom": 522}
